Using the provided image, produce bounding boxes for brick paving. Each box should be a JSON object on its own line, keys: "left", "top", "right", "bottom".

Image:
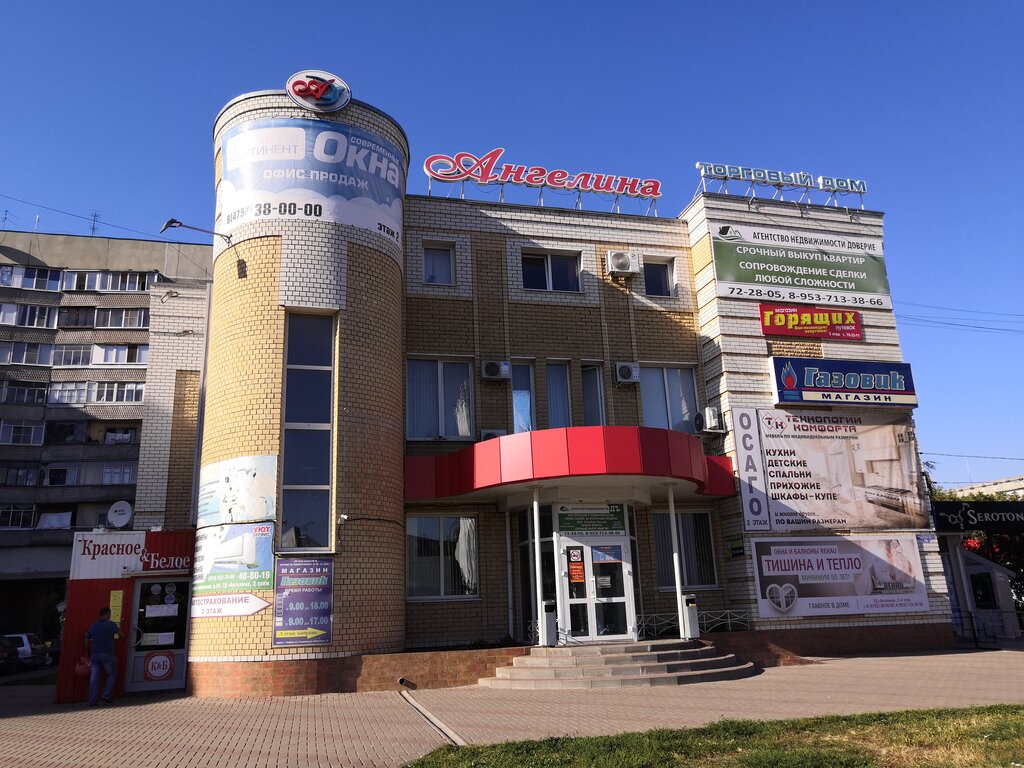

{"left": 1, "top": 649, "right": 1022, "bottom": 767}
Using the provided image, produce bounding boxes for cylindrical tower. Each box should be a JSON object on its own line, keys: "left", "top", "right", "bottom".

{"left": 188, "top": 72, "right": 409, "bottom": 696}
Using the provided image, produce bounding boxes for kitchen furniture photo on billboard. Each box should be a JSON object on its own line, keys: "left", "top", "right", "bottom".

{"left": 771, "top": 357, "right": 917, "bottom": 407}
{"left": 752, "top": 536, "right": 928, "bottom": 618}
{"left": 709, "top": 221, "right": 891, "bottom": 309}
{"left": 732, "top": 408, "right": 929, "bottom": 531}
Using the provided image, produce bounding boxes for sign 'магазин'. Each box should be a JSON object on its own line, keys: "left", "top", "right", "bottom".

{"left": 424, "top": 148, "right": 662, "bottom": 199}
{"left": 771, "top": 357, "right": 917, "bottom": 407}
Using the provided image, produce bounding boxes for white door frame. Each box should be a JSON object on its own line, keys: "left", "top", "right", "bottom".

{"left": 557, "top": 533, "right": 637, "bottom": 643}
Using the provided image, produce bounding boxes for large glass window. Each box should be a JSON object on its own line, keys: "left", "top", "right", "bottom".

{"left": 3, "top": 381, "right": 47, "bottom": 404}
{"left": 95, "top": 308, "right": 149, "bottom": 328}
{"left": 280, "top": 314, "right": 334, "bottom": 551}
{"left": 15, "top": 305, "right": 58, "bottom": 328}
{"left": 3, "top": 342, "right": 54, "bottom": 366}
{"left": 406, "top": 515, "right": 478, "bottom": 599}
{"left": 640, "top": 366, "right": 698, "bottom": 434}
{"left": 94, "top": 344, "right": 148, "bottom": 365}
{"left": 581, "top": 363, "right": 605, "bottom": 426}
{"left": 51, "top": 344, "right": 90, "bottom": 367}
{"left": 546, "top": 362, "right": 571, "bottom": 428}
{"left": 406, "top": 360, "right": 472, "bottom": 439}
{"left": 58, "top": 307, "right": 96, "bottom": 329}
{"left": 0, "top": 504, "right": 36, "bottom": 529}
{"left": 423, "top": 244, "right": 454, "bottom": 285}
{"left": 0, "top": 466, "right": 38, "bottom": 487}
{"left": 512, "top": 363, "right": 534, "bottom": 433}
{"left": 521, "top": 252, "right": 580, "bottom": 292}
{"left": 0, "top": 421, "right": 44, "bottom": 446}
{"left": 653, "top": 512, "right": 717, "bottom": 589}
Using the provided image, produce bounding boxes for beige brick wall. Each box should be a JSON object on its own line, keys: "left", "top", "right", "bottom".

{"left": 163, "top": 370, "right": 200, "bottom": 529}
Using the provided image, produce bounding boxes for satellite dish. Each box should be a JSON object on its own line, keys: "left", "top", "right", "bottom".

{"left": 107, "top": 501, "right": 134, "bottom": 529}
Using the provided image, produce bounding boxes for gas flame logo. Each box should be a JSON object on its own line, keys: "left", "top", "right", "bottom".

{"left": 780, "top": 361, "right": 798, "bottom": 389}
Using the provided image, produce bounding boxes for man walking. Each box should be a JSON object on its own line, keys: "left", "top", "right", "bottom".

{"left": 84, "top": 607, "right": 120, "bottom": 706}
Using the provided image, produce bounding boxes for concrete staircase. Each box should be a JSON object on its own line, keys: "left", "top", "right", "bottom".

{"left": 478, "top": 639, "right": 758, "bottom": 689}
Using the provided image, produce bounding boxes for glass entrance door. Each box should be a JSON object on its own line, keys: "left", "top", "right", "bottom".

{"left": 125, "top": 579, "right": 190, "bottom": 692}
{"left": 560, "top": 536, "right": 636, "bottom": 642}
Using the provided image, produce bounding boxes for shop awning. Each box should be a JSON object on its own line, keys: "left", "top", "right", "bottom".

{"left": 405, "top": 426, "right": 735, "bottom": 502}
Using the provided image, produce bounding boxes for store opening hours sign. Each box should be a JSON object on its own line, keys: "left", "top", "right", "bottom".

{"left": 274, "top": 558, "right": 333, "bottom": 647}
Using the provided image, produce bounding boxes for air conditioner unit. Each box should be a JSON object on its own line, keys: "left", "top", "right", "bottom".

{"left": 479, "top": 428, "right": 507, "bottom": 441}
{"left": 606, "top": 250, "right": 641, "bottom": 276}
{"left": 615, "top": 362, "right": 641, "bottom": 383}
{"left": 694, "top": 406, "right": 728, "bottom": 434}
{"left": 481, "top": 360, "right": 511, "bottom": 380}
{"left": 211, "top": 533, "right": 257, "bottom": 569}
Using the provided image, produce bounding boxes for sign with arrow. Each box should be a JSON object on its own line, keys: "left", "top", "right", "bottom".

{"left": 191, "top": 593, "right": 270, "bottom": 618}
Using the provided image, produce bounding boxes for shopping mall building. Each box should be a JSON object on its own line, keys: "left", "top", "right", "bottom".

{"left": 28, "top": 71, "right": 961, "bottom": 701}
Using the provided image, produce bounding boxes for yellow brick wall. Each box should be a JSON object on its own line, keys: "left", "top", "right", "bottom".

{"left": 163, "top": 370, "right": 200, "bottom": 529}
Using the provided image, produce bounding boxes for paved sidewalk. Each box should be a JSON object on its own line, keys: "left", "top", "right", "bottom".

{"left": 0, "top": 650, "right": 1022, "bottom": 767}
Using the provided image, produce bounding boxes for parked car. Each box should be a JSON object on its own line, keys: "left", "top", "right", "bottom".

{"left": 0, "top": 637, "right": 20, "bottom": 674}
{"left": 45, "top": 637, "right": 61, "bottom": 666}
{"left": 4, "top": 633, "right": 48, "bottom": 667}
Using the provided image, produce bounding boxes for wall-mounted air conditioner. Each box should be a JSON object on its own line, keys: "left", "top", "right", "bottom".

{"left": 482, "top": 360, "right": 511, "bottom": 380}
{"left": 479, "top": 428, "right": 507, "bottom": 441}
{"left": 615, "top": 362, "right": 641, "bottom": 384}
{"left": 606, "top": 250, "right": 641, "bottom": 276}
{"left": 694, "top": 406, "right": 728, "bottom": 434}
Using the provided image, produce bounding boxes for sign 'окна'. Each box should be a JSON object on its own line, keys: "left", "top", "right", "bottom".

{"left": 424, "top": 148, "right": 662, "bottom": 199}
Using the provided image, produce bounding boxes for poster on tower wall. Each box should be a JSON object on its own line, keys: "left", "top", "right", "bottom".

{"left": 732, "top": 408, "right": 928, "bottom": 531}
{"left": 196, "top": 455, "right": 277, "bottom": 528}
{"left": 751, "top": 536, "right": 928, "bottom": 618}
{"left": 709, "top": 221, "right": 892, "bottom": 309}
{"left": 216, "top": 117, "right": 404, "bottom": 242}
{"left": 192, "top": 523, "right": 274, "bottom": 594}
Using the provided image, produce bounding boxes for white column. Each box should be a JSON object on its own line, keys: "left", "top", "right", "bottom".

{"left": 552, "top": 509, "right": 564, "bottom": 646}
{"left": 667, "top": 484, "right": 686, "bottom": 639}
{"left": 532, "top": 488, "right": 546, "bottom": 646}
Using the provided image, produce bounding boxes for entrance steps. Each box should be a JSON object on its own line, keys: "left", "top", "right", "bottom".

{"left": 478, "top": 639, "right": 758, "bottom": 689}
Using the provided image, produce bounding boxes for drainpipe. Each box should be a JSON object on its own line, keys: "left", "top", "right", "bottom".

{"left": 505, "top": 507, "right": 514, "bottom": 639}
{"left": 532, "top": 487, "right": 545, "bottom": 646}
{"left": 667, "top": 483, "right": 685, "bottom": 640}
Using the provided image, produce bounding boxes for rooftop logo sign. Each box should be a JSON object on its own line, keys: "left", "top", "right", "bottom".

{"left": 696, "top": 162, "right": 866, "bottom": 194}
{"left": 286, "top": 70, "right": 352, "bottom": 113}
{"left": 424, "top": 148, "right": 662, "bottom": 200}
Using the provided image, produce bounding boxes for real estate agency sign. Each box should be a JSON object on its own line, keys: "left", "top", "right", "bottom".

{"left": 70, "top": 531, "right": 195, "bottom": 580}
{"left": 709, "top": 222, "right": 891, "bottom": 309}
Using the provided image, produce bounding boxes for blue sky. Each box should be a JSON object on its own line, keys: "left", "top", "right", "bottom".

{"left": 3, "top": 1, "right": 1022, "bottom": 486}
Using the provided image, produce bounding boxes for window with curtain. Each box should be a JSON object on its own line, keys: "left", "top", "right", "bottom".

{"left": 406, "top": 359, "right": 472, "bottom": 439}
{"left": 281, "top": 314, "right": 334, "bottom": 551}
{"left": 640, "top": 366, "right": 698, "bottom": 434}
{"left": 406, "top": 515, "right": 479, "bottom": 598}
{"left": 546, "top": 362, "right": 571, "bottom": 428}
{"left": 581, "top": 363, "right": 604, "bottom": 426}
{"left": 653, "top": 512, "right": 717, "bottom": 588}
{"left": 521, "top": 252, "right": 580, "bottom": 292}
{"left": 512, "top": 363, "right": 533, "bottom": 433}
{"left": 423, "top": 244, "right": 454, "bottom": 285}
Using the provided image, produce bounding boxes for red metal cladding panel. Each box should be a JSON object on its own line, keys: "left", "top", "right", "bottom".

{"left": 667, "top": 430, "right": 695, "bottom": 479}
{"left": 531, "top": 428, "right": 570, "bottom": 479}
{"left": 689, "top": 435, "right": 708, "bottom": 486}
{"left": 566, "top": 426, "right": 608, "bottom": 475}
{"left": 603, "top": 426, "right": 643, "bottom": 474}
{"left": 56, "top": 577, "right": 132, "bottom": 704}
{"left": 453, "top": 446, "right": 475, "bottom": 496}
{"left": 404, "top": 456, "right": 436, "bottom": 500}
{"left": 703, "top": 455, "right": 737, "bottom": 496}
{"left": 474, "top": 438, "right": 503, "bottom": 489}
{"left": 500, "top": 432, "right": 535, "bottom": 484}
{"left": 638, "top": 427, "right": 672, "bottom": 477}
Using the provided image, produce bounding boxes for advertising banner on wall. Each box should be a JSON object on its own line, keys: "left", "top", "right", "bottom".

{"left": 273, "top": 558, "right": 333, "bottom": 647}
{"left": 70, "top": 530, "right": 195, "bottom": 580}
{"left": 217, "top": 117, "right": 404, "bottom": 242}
{"left": 196, "top": 455, "right": 277, "bottom": 528}
{"left": 752, "top": 536, "right": 928, "bottom": 617}
{"left": 733, "top": 408, "right": 928, "bottom": 531}
{"left": 558, "top": 504, "right": 626, "bottom": 534}
{"left": 771, "top": 357, "right": 917, "bottom": 407}
{"left": 192, "top": 523, "right": 274, "bottom": 594}
{"left": 759, "top": 303, "right": 863, "bottom": 341}
{"left": 932, "top": 501, "right": 1024, "bottom": 535}
{"left": 709, "top": 222, "right": 891, "bottom": 309}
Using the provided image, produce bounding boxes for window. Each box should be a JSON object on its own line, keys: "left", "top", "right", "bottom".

{"left": 3, "top": 381, "right": 47, "bottom": 404}
{"left": 62, "top": 271, "right": 101, "bottom": 291}
{"left": 58, "top": 307, "right": 96, "bottom": 329}
{"left": 48, "top": 382, "right": 90, "bottom": 405}
{"left": 14, "top": 305, "right": 58, "bottom": 328}
{"left": 94, "top": 344, "right": 148, "bottom": 365}
{"left": 653, "top": 512, "right": 717, "bottom": 589}
{"left": 546, "top": 362, "right": 571, "bottom": 428}
{"left": 1, "top": 267, "right": 61, "bottom": 291}
{"left": 581, "top": 364, "right": 605, "bottom": 426}
{"left": 0, "top": 420, "right": 44, "bottom": 445}
{"left": 46, "top": 421, "right": 85, "bottom": 445}
{"left": 280, "top": 314, "right": 334, "bottom": 551}
{"left": 406, "top": 359, "right": 472, "bottom": 439}
{"left": 512, "top": 363, "right": 534, "bottom": 433}
{"left": 92, "top": 382, "right": 145, "bottom": 402}
{"left": 640, "top": 366, "right": 698, "bottom": 434}
{"left": 61, "top": 271, "right": 155, "bottom": 292}
{"left": 95, "top": 308, "right": 149, "bottom": 329}
{"left": 43, "top": 462, "right": 137, "bottom": 486}
{"left": 2, "top": 342, "right": 54, "bottom": 366}
{"left": 406, "top": 515, "right": 478, "bottom": 599}
{"left": 423, "top": 244, "right": 454, "bottom": 285}
{"left": 643, "top": 259, "right": 673, "bottom": 297}
{"left": 52, "top": 344, "right": 91, "bottom": 367}
{"left": 521, "top": 252, "right": 580, "bottom": 292}
{"left": 0, "top": 504, "right": 35, "bottom": 529}
{"left": 0, "top": 466, "right": 38, "bottom": 487}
